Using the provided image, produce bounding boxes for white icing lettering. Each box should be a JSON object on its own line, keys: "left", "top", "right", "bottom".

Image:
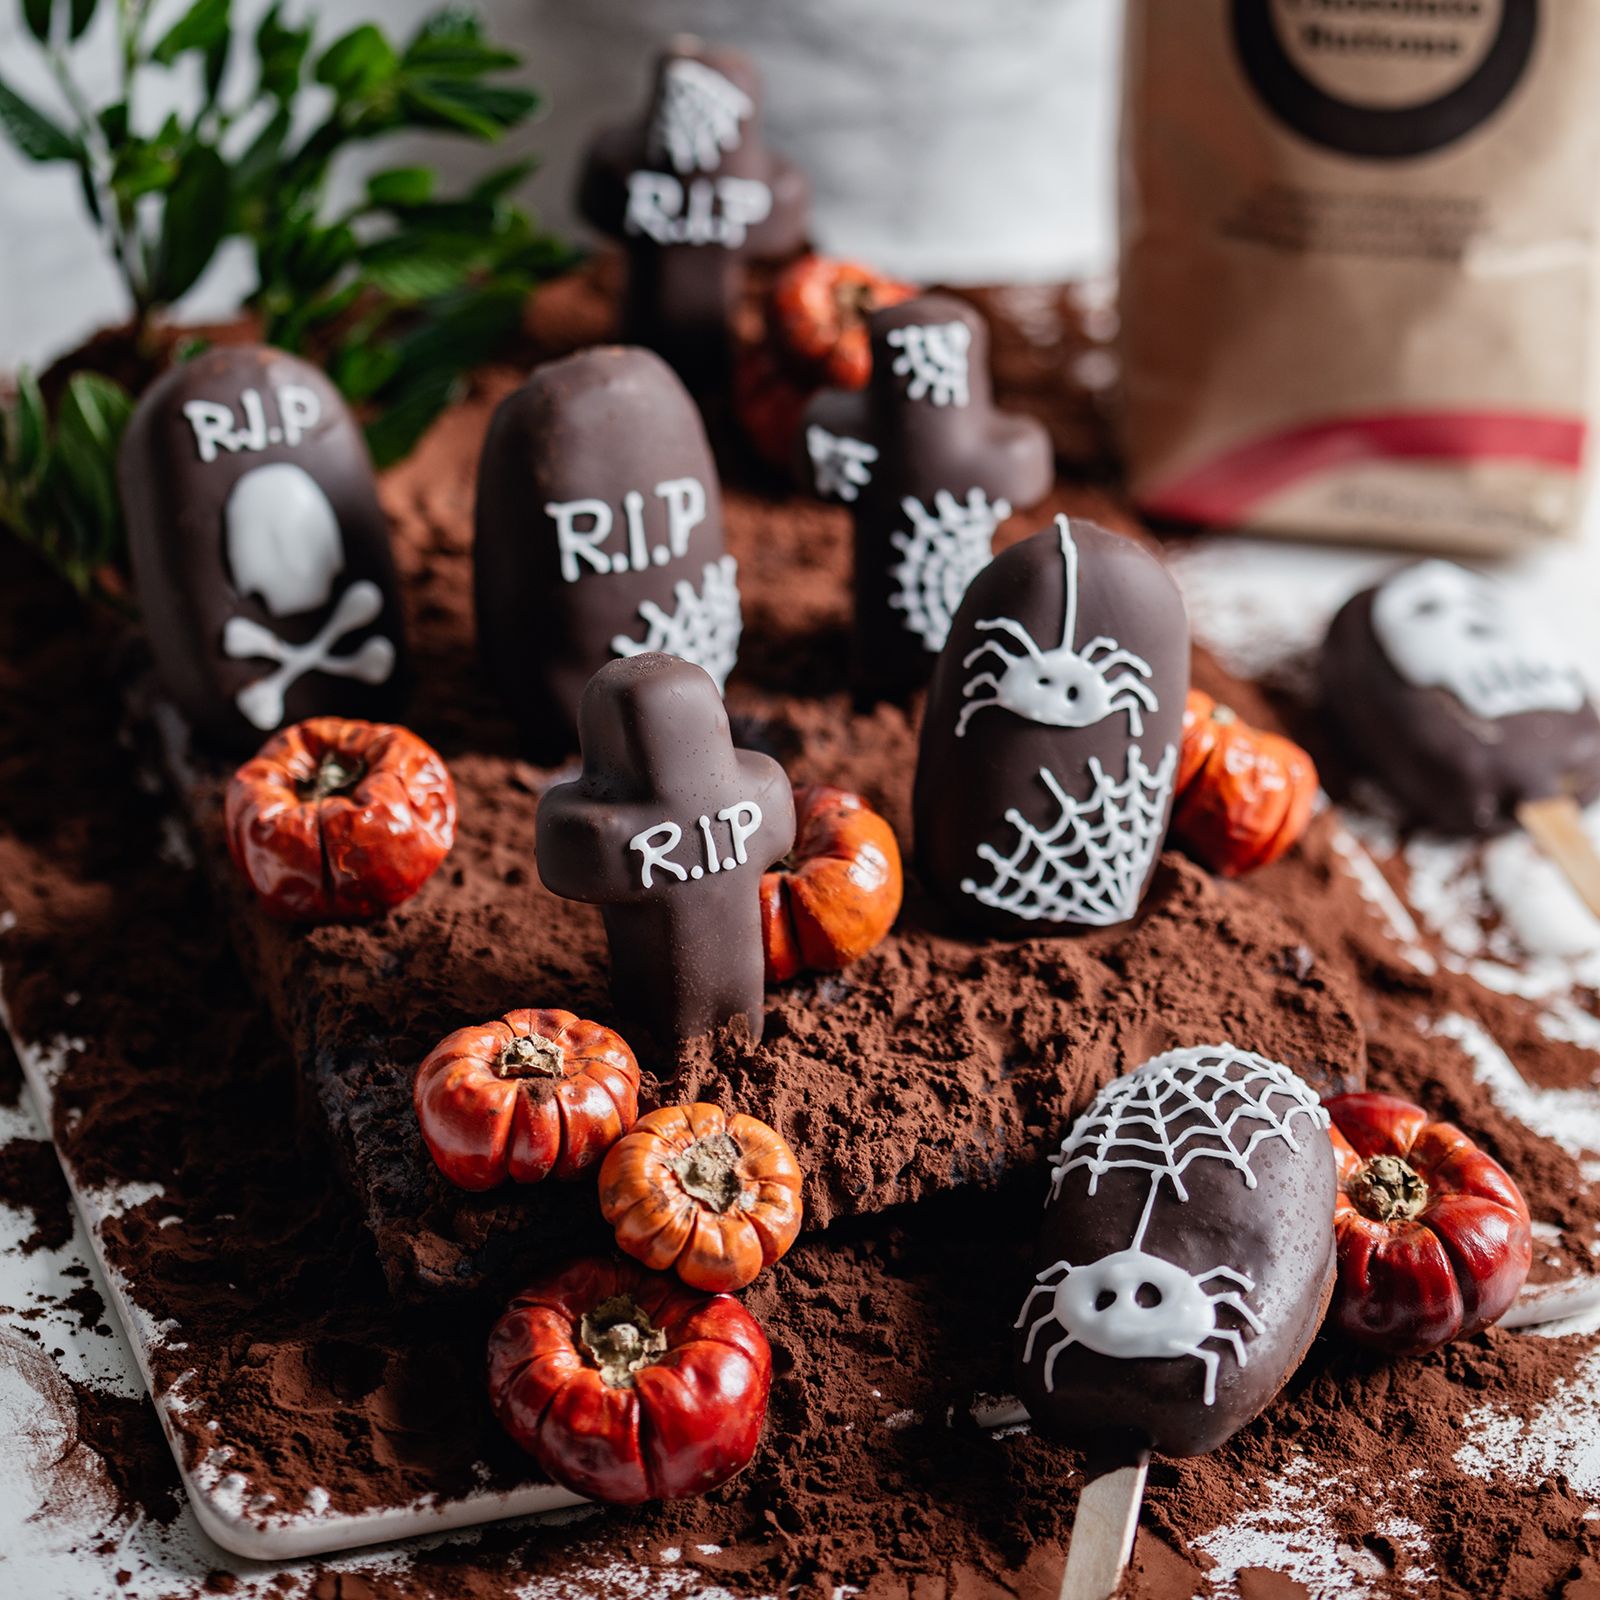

{"left": 549, "top": 479, "right": 711, "bottom": 584}
{"left": 627, "top": 798, "right": 765, "bottom": 889}
{"left": 183, "top": 383, "right": 326, "bottom": 463}
{"left": 628, "top": 822, "right": 688, "bottom": 888}
{"left": 548, "top": 498, "right": 615, "bottom": 582}
{"left": 623, "top": 171, "right": 774, "bottom": 249}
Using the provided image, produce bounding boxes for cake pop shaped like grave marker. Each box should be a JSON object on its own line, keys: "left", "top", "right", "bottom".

{"left": 537, "top": 653, "right": 796, "bottom": 1047}
{"left": 578, "top": 38, "right": 810, "bottom": 385}
{"left": 803, "top": 295, "right": 1052, "bottom": 701}
{"left": 119, "top": 345, "right": 406, "bottom": 754}
{"left": 475, "top": 345, "right": 742, "bottom": 762}
{"left": 914, "top": 515, "right": 1188, "bottom": 937}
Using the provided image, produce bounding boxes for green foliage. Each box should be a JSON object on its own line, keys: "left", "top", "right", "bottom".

{"left": 0, "top": 0, "right": 577, "bottom": 508}
{"left": 0, "top": 370, "right": 135, "bottom": 600}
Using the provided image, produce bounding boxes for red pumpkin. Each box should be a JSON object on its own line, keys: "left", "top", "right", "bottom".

{"left": 1326, "top": 1091, "right": 1532, "bottom": 1354}
{"left": 487, "top": 1256, "right": 771, "bottom": 1504}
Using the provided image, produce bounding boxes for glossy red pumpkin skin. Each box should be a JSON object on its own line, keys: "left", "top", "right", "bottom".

{"left": 1326, "top": 1091, "right": 1532, "bottom": 1355}
{"left": 414, "top": 1008, "right": 641, "bottom": 1192}
{"left": 487, "top": 1257, "right": 772, "bottom": 1504}
{"left": 225, "top": 717, "right": 456, "bottom": 921}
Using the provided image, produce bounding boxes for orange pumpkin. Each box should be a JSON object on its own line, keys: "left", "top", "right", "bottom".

{"left": 760, "top": 784, "right": 903, "bottom": 984}
{"left": 414, "top": 1009, "right": 640, "bottom": 1191}
{"left": 599, "top": 1103, "right": 804, "bottom": 1292}
{"left": 1171, "top": 690, "right": 1319, "bottom": 878}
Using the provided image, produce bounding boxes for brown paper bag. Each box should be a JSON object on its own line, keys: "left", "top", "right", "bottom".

{"left": 1119, "top": 0, "right": 1600, "bottom": 552}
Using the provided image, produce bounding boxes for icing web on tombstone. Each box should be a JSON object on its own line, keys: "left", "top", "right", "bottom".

{"left": 962, "top": 744, "right": 1176, "bottom": 927}
{"left": 885, "top": 321, "right": 971, "bottom": 407}
{"left": 888, "top": 488, "right": 1008, "bottom": 652}
{"left": 1015, "top": 1048, "right": 1328, "bottom": 1406}
{"left": 805, "top": 425, "right": 878, "bottom": 502}
{"left": 611, "top": 554, "right": 742, "bottom": 691}
{"left": 1050, "top": 1046, "right": 1330, "bottom": 1203}
{"left": 647, "top": 59, "right": 753, "bottom": 173}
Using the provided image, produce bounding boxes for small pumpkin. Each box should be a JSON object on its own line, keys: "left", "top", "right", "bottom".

{"left": 1172, "top": 689, "right": 1318, "bottom": 877}
{"left": 600, "top": 1103, "right": 804, "bottom": 1292}
{"left": 414, "top": 1008, "right": 641, "bottom": 1191}
{"left": 760, "top": 784, "right": 903, "bottom": 983}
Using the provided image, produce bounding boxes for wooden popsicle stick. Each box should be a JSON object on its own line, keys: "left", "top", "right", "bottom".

{"left": 1058, "top": 1452, "right": 1150, "bottom": 1600}
{"left": 1516, "top": 795, "right": 1600, "bottom": 921}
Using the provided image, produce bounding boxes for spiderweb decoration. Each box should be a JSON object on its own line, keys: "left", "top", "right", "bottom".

{"left": 888, "top": 488, "right": 1009, "bottom": 652}
{"left": 611, "top": 555, "right": 742, "bottom": 690}
{"left": 1050, "top": 1045, "right": 1330, "bottom": 1205}
{"left": 647, "top": 59, "right": 753, "bottom": 173}
{"left": 961, "top": 742, "right": 1177, "bottom": 927}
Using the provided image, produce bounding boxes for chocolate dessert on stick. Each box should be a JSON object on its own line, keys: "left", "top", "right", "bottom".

{"left": 120, "top": 345, "right": 406, "bottom": 754}
{"left": 1016, "top": 1046, "right": 1336, "bottom": 1597}
{"left": 803, "top": 294, "right": 1053, "bottom": 700}
{"left": 578, "top": 39, "right": 810, "bottom": 385}
{"left": 537, "top": 653, "right": 795, "bottom": 1047}
{"left": 1322, "top": 561, "right": 1600, "bottom": 917}
{"left": 475, "top": 346, "right": 741, "bottom": 761}
{"left": 914, "top": 515, "right": 1188, "bottom": 936}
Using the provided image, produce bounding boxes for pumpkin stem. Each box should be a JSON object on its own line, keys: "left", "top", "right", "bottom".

{"left": 299, "top": 752, "right": 366, "bottom": 801}
{"left": 580, "top": 1294, "right": 668, "bottom": 1388}
{"left": 675, "top": 1132, "right": 743, "bottom": 1213}
{"left": 1349, "top": 1153, "right": 1429, "bottom": 1222}
{"left": 495, "top": 1033, "right": 566, "bottom": 1081}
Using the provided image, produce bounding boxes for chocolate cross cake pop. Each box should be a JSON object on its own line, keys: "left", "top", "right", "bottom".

{"left": 1321, "top": 560, "right": 1600, "bottom": 835}
{"left": 475, "top": 346, "right": 741, "bottom": 762}
{"left": 803, "top": 295, "right": 1053, "bottom": 701}
{"left": 1016, "top": 1045, "right": 1335, "bottom": 1458}
{"left": 119, "top": 345, "right": 406, "bottom": 754}
{"left": 536, "top": 653, "right": 795, "bottom": 1047}
{"left": 578, "top": 38, "right": 810, "bottom": 386}
{"left": 913, "top": 515, "right": 1188, "bottom": 936}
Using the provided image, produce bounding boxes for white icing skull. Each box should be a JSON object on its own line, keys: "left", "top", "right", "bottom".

{"left": 225, "top": 462, "right": 345, "bottom": 618}
{"left": 1371, "top": 561, "right": 1585, "bottom": 722}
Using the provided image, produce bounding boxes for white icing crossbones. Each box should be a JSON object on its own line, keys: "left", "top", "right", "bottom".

{"left": 223, "top": 580, "right": 395, "bottom": 731}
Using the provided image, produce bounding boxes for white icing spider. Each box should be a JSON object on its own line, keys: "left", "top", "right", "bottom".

{"left": 956, "top": 516, "right": 1157, "bottom": 739}
{"left": 1016, "top": 1244, "right": 1263, "bottom": 1407}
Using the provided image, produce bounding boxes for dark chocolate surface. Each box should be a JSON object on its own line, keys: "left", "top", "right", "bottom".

{"left": 120, "top": 344, "right": 407, "bottom": 754}
{"left": 1321, "top": 567, "right": 1600, "bottom": 835}
{"left": 1016, "top": 1047, "right": 1337, "bottom": 1459}
{"left": 537, "top": 653, "right": 795, "bottom": 1045}
{"left": 803, "top": 294, "right": 1053, "bottom": 700}
{"left": 474, "top": 346, "right": 737, "bottom": 761}
{"left": 914, "top": 516, "right": 1189, "bottom": 936}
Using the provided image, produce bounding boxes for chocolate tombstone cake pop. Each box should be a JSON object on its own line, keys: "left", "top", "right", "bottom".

{"left": 802, "top": 295, "right": 1053, "bottom": 700}
{"left": 120, "top": 345, "right": 405, "bottom": 753}
{"left": 475, "top": 346, "right": 741, "bottom": 762}
{"left": 579, "top": 39, "right": 810, "bottom": 385}
{"left": 536, "top": 653, "right": 795, "bottom": 1047}
{"left": 1016, "top": 1045, "right": 1336, "bottom": 1458}
{"left": 1321, "top": 560, "right": 1600, "bottom": 836}
{"left": 914, "top": 515, "right": 1188, "bottom": 936}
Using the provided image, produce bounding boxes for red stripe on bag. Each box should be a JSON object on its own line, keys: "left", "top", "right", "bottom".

{"left": 1138, "top": 413, "right": 1587, "bottom": 526}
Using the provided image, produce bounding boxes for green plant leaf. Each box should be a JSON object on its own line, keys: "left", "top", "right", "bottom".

{"left": 469, "top": 158, "right": 536, "bottom": 204}
{"left": 98, "top": 101, "right": 128, "bottom": 146}
{"left": 111, "top": 139, "right": 179, "bottom": 203}
{"left": 6, "top": 371, "right": 49, "bottom": 482}
{"left": 315, "top": 24, "right": 399, "bottom": 97}
{"left": 152, "top": 145, "right": 230, "bottom": 301}
{"left": 256, "top": 2, "right": 312, "bottom": 102}
{"left": 366, "top": 165, "right": 434, "bottom": 208}
{"left": 398, "top": 78, "right": 536, "bottom": 141}
{"left": 360, "top": 231, "right": 482, "bottom": 300}
{"left": 22, "top": 0, "right": 54, "bottom": 46}
{"left": 329, "top": 340, "right": 400, "bottom": 403}
{"left": 0, "top": 74, "right": 82, "bottom": 162}
{"left": 151, "top": 0, "right": 231, "bottom": 66}
{"left": 69, "top": 0, "right": 96, "bottom": 40}
{"left": 231, "top": 105, "right": 291, "bottom": 200}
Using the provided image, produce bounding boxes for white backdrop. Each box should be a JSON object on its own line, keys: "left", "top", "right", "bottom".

{"left": 0, "top": 0, "right": 1123, "bottom": 369}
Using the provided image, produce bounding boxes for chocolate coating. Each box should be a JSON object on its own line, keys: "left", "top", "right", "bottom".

{"left": 914, "top": 516, "right": 1188, "bottom": 936}
{"left": 474, "top": 346, "right": 739, "bottom": 762}
{"left": 803, "top": 295, "right": 1053, "bottom": 701}
{"left": 536, "top": 653, "right": 795, "bottom": 1047}
{"left": 1321, "top": 561, "right": 1600, "bottom": 835}
{"left": 1016, "top": 1046, "right": 1336, "bottom": 1459}
{"left": 119, "top": 345, "right": 407, "bottom": 754}
{"left": 578, "top": 39, "right": 810, "bottom": 385}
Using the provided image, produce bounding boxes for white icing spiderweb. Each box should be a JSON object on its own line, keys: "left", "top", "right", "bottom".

{"left": 1051, "top": 1045, "right": 1331, "bottom": 1205}
{"left": 611, "top": 555, "right": 742, "bottom": 690}
{"left": 889, "top": 488, "right": 1008, "bottom": 652}
{"left": 647, "top": 59, "right": 753, "bottom": 173}
{"left": 961, "top": 743, "right": 1177, "bottom": 927}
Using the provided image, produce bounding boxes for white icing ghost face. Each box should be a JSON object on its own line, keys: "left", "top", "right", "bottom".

{"left": 225, "top": 461, "right": 345, "bottom": 617}
{"left": 1371, "top": 561, "right": 1585, "bottom": 722}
